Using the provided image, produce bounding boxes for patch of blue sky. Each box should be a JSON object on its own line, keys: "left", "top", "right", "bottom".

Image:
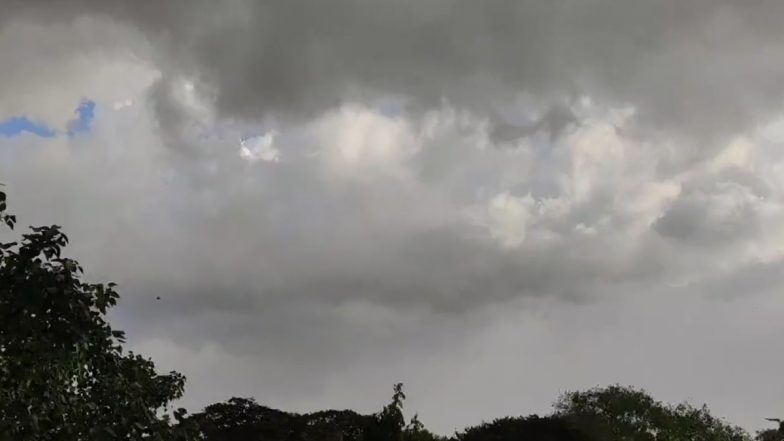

{"left": 67, "top": 99, "right": 96, "bottom": 135}
{"left": 0, "top": 116, "right": 56, "bottom": 138}
{"left": 0, "top": 98, "right": 97, "bottom": 139}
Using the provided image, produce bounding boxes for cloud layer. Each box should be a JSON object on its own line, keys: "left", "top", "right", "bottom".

{"left": 2, "top": 1, "right": 784, "bottom": 434}
{"left": 8, "top": 0, "right": 784, "bottom": 138}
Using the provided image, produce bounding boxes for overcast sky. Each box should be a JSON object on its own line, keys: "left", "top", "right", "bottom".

{"left": 2, "top": 0, "right": 784, "bottom": 434}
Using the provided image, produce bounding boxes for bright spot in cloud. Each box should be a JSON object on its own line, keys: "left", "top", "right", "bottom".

{"left": 240, "top": 131, "right": 280, "bottom": 163}
{"left": 482, "top": 192, "right": 536, "bottom": 248}
{"left": 113, "top": 99, "right": 134, "bottom": 110}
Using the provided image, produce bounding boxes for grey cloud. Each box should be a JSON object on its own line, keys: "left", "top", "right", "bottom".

{"left": 654, "top": 182, "right": 761, "bottom": 246}
{"left": 6, "top": 0, "right": 784, "bottom": 140}
{"left": 4, "top": 1, "right": 784, "bottom": 435}
{"left": 0, "top": 100, "right": 684, "bottom": 360}
{"left": 490, "top": 104, "right": 579, "bottom": 144}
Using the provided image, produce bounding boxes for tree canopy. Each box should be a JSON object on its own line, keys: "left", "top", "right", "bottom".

{"left": 554, "top": 385, "right": 750, "bottom": 441}
{"left": 189, "top": 384, "right": 444, "bottom": 441}
{"left": 0, "top": 188, "right": 197, "bottom": 440}
{"left": 454, "top": 415, "right": 593, "bottom": 441}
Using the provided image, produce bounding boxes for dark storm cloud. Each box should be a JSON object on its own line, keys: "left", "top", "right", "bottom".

{"left": 6, "top": 0, "right": 784, "bottom": 140}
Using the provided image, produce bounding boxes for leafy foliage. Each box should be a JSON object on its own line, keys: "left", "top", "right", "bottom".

{"left": 192, "top": 397, "right": 305, "bottom": 440}
{"left": 0, "top": 187, "right": 16, "bottom": 230}
{"left": 554, "top": 385, "right": 750, "bottom": 441}
{"left": 365, "top": 383, "right": 407, "bottom": 441}
{"left": 190, "top": 384, "right": 446, "bottom": 441}
{"left": 756, "top": 420, "right": 784, "bottom": 441}
{"left": 0, "top": 189, "right": 198, "bottom": 440}
{"left": 402, "top": 413, "right": 443, "bottom": 441}
{"left": 191, "top": 396, "right": 375, "bottom": 441}
{"left": 454, "top": 415, "right": 594, "bottom": 441}
{"left": 757, "top": 430, "right": 783, "bottom": 441}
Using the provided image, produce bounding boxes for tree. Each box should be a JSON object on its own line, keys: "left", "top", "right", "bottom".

{"left": 0, "top": 188, "right": 198, "bottom": 440}
{"left": 192, "top": 397, "right": 301, "bottom": 441}
{"left": 385, "top": 383, "right": 406, "bottom": 428}
{"left": 191, "top": 384, "right": 444, "bottom": 441}
{"left": 402, "top": 414, "right": 444, "bottom": 441}
{"left": 756, "top": 419, "right": 784, "bottom": 441}
{"left": 191, "top": 396, "right": 377, "bottom": 441}
{"left": 757, "top": 429, "right": 783, "bottom": 441}
{"left": 454, "top": 415, "right": 594, "bottom": 441}
{"left": 553, "top": 385, "right": 750, "bottom": 441}
{"left": 366, "top": 383, "right": 444, "bottom": 441}
{"left": 304, "top": 409, "right": 376, "bottom": 441}
{"left": 369, "top": 383, "right": 406, "bottom": 441}
{"left": 0, "top": 187, "right": 15, "bottom": 230}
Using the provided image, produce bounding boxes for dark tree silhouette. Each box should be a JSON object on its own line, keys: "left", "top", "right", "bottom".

{"left": 454, "top": 415, "right": 594, "bottom": 441}
{"left": 757, "top": 419, "right": 784, "bottom": 441}
{"left": 190, "top": 384, "right": 446, "bottom": 441}
{"left": 191, "top": 396, "right": 377, "bottom": 441}
{"left": 554, "top": 385, "right": 749, "bottom": 441}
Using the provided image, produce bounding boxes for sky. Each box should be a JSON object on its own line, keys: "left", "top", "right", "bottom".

{"left": 1, "top": 0, "right": 784, "bottom": 435}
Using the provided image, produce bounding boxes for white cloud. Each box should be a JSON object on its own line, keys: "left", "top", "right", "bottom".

{"left": 708, "top": 136, "right": 755, "bottom": 173}
{"left": 473, "top": 192, "right": 536, "bottom": 248}
{"left": 113, "top": 99, "right": 134, "bottom": 110}
{"left": 312, "top": 105, "right": 420, "bottom": 180}
{"left": 240, "top": 131, "right": 280, "bottom": 163}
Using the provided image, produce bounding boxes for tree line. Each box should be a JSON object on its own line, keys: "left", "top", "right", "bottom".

{"left": 1, "top": 188, "right": 781, "bottom": 440}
